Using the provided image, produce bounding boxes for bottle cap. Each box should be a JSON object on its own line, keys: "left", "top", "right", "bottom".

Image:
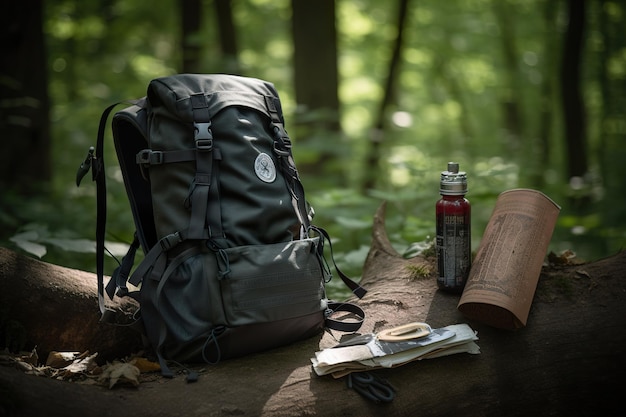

{"left": 440, "top": 162, "right": 467, "bottom": 195}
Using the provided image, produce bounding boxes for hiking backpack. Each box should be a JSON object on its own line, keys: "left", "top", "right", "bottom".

{"left": 76, "top": 74, "right": 366, "bottom": 375}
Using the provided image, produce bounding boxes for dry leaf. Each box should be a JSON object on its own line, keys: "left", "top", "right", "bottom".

{"left": 61, "top": 352, "right": 98, "bottom": 375}
{"left": 19, "top": 347, "right": 38, "bottom": 366}
{"left": 99, "top": 362, "right": 141, "bottom": 389}
{"left": 548, "top": 249, "right": 584, "bottom": 265}
{"left": 46, "top": 351, "right": 81, "bottom": 368}
{"left": 130, "top": 357, "right": 161, "bottom": 373}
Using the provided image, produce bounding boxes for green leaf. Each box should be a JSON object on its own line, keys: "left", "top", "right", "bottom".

{"left": 43, "top": 237, "right": 96, "bottom": 253}
{"left": 334, "top": 216, "right": 371, "bottom": 230}
{"left": 10, "top": 232, "right": 48, "bottom": 258}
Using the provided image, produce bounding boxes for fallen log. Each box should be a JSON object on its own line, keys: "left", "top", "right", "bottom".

{"left": 0, "top": 247, "right": 142, "bottom": 361}
{"left": 1, "top": 202, "right": 625, "bottom": 417}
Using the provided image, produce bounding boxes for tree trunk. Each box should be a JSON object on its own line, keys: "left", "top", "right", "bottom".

{"left": 533, "top": 0, "right": 559, "bottom": 188}
{"left": 291, "top": 0, "right": 341, "bottom": 179}
{"left": 179, "top": 0, "right": 203, "bottom": 73}
{"left": 1, "top": 203, "right": 625, "bottom": 416}
{"left": 492, "top": 0, "right": 524, "bottom": 155}
{"left": 597, "top": 0, "right": 626, "bottom": 227}
{"left": 0, "top": 0, "right": 51, "bottom": 196}
{"left": 214, "top": 0, "right": 240, "bottom": 74}
{"left": 362, "top": 0, "right": 410, "bottom": 192}
{"left": 560, "top": 0, "right": 588, "bottom": 183}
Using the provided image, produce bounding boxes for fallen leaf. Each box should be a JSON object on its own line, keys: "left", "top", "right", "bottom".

{"left": 61, "top": 352, "right": 98, "bottom": 375}
{"left": 548, "top": 249, "right": 584, "bottom": 265}
{"left": 20, "top": 347, "right": 39, "bottom": 366}
{"left": 99, "top": 362, "right": 141, "bottom": 389}
{"left": 46, "top": 351, "right": 81, "bottom": 368}
{"left": 130, "top": 357, "right": 161, "bottom": 373}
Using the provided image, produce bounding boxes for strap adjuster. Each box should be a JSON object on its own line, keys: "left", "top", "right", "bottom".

{"left": 160, "top": 231, "right": 183, "bottom": 251}
{"left": 196, "top": 138, "right": 213, "bottom": 151}
{"left": 136, "top": 149, "right": 163, "bottom": 165}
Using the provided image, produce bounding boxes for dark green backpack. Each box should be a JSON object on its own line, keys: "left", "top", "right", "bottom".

{"left": 77, "top": 74, "right": 366, "bottom": 376}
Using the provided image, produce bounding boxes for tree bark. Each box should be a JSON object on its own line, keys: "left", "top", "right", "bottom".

{"left": 0, "top": 248, "right": 141, "bottom": 361}
{"left": 492, "top": 0, "right": 524, "bottom": 155}
{"left": 560, "top": 0, "right": 588, "bottom": 182}
{"left": 214, "top": 0, "right": 240, "bottom": 74}
{"left": 291, "top": 0, "right": 341, "bottom": 179}
{"left": 1, "top": 203, "right": 625, "bottom": 416}
{"left": 0, "top": 0, "right": 51, "bottom": 196}
{"left": 597, "top": 0, "right": 626, "bottom": 226}
{"left": 362, "top": 0, "right": 410, "bottom": 191}
{"left": 533, "top": 0, "right": 559, "bottom": 188}
{"left": 179, "top": 0, "right": 203, "bottom": 73}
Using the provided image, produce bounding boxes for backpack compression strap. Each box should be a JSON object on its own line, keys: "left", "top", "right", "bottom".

{"left": 265, "top": 96, "right": 311, "bottom": 238}
{"left": 186, "top": 93, "right": 224, "bottom": 240}
{"left": 263, "top": 95, "right": 367, "bottom": 300}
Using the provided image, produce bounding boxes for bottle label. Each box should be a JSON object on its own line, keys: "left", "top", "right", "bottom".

{"left": 436, "top": 214, "right": 471, "bottom": 289}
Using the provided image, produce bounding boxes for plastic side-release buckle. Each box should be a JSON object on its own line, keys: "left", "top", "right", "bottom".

{"left": 194, "top": 122, "right": 213, "bottom": 149}
{"left": 160, "top": 231, "right": 183, "bottom": 251}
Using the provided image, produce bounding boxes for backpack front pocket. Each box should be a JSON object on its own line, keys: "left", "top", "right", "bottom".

{"left": 217, "top": 238, "right": 328, "bottom": 327}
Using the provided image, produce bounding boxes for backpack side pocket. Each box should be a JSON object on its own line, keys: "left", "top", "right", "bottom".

{"left": 140, "top": 244, "right": 225, "bottom": 362}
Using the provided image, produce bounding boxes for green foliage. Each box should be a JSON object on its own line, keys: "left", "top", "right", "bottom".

{"left": 3, "top": 0, "right": 625, "bottom": 302}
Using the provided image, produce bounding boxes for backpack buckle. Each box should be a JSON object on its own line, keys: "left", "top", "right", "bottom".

{"left": 194, "top": 122, "right": 213, "bottom": 145}
{"left": 160, "top": 231, "right": 183, "bottom": 251}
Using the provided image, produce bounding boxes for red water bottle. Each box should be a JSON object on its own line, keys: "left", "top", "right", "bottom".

{"left": 436, "top": 162, "right": 471, "bottom": 293}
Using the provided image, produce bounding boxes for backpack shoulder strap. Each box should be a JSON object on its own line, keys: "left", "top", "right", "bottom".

{"left": 76, "top": 99, "right": 143, "bottom": 317}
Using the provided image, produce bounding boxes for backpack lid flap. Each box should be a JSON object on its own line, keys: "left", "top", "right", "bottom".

{"left": 147, "top": 74, "right": 284, "bottom": 123}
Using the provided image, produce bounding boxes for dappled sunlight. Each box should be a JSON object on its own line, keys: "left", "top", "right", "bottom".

{"left": 387, "top": 145, "right": 431, "bottom": 187}
{"left": 2, "top": 0, "right": 623, "bottom": 276}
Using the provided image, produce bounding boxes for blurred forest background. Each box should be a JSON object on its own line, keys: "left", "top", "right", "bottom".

{"left": 1, "top": 0, "right": 625, "bottom": 297}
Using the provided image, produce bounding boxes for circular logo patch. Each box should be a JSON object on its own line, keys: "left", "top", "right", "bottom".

{"left": 254, "top": 153, "right": 277, "bottom": 183}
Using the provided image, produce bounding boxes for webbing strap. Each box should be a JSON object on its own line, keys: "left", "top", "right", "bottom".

{"left": 94, "top": 101, "right": 130, "bottom": 315}
{"left": 326, "top": 302, "right": 366, "bottom": 333}
{"left": 126, "top": 226, "right": 212, "bottom": 287}
{"left": 105, "top": 233, "right": 140, "bottom": 299}
{"left": 136, "top": 148, "right": 197, "bottom": 165}
{"left": 265, "top": 96, "right": 310, "bottom": 237}
{"left": 206, "top": 148, "right": 223, "bottom": 240}
{"left": 311, "top": 226, "right": 367, "bottom": 299}
{"left": 187, "top": 93, "right": 222, "bottom": 240}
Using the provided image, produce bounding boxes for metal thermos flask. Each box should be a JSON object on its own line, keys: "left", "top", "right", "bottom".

{"left": 436, "top": 162, "right": 471, "bottom": 292}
